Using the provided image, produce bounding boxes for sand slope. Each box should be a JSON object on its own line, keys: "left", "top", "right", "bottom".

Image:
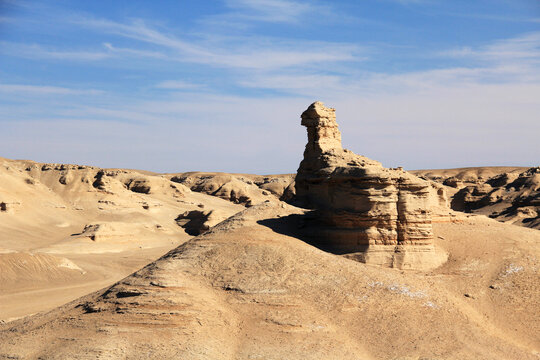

{"left": 1, "top": 202, "right": 538, "bottom": 359}
{"left": 0, "top": 157, "right": 246, "bottom": 321}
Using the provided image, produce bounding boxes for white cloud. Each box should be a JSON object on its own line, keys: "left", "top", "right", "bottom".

{"left": 154, "top": 80, "right": 203, "bottom": 90}
{"left": 0, "top": 83, "right": 103, "bottom": 95}
{"left": 440, "top": 31, "right": 540, "bottom": 66}
{"left": 382, "top": 0, "right": 430, "bottom": 5}
{"left": 233, "top": 62, "right": 538, "bottom": 99}
{"left": 238, "top": 73, "right": 348, "bottom": 96}
{"left": 72, "top": 17, "right": 362, "bottom": 70}
{"left": 198, "top": 0, "right": 349, "bottom": 32}
{"left": 0, "top": 42, "right": 110, "bottom": 61}
{"left": 102, "top": 42, "right": 165, "bottom": 59}
{"left": 73, "top": 18, "right": 209, "bottom": 56}
{"left": 443, "top": 12, "right": 540, "bottom": 24}
{"left": 0, "top": 41, "right": 170, "bottom": 62}
{"left": 222, "top": 0, "right": 319, "bottom": 23}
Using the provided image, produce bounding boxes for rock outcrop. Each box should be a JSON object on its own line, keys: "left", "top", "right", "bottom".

{"left": 452, "top": 167, "right": 540, "bottom": 229}
{"left": 412, "top": 166, "right": 540, "bottom": 229}
{"left": 175, "top": 209, "right": 231, "bottom": 236}
{"left": 0, "top": 199, "right": 21, "bottom": 213}
{"left": 170, "top": 172, "right": 295, "bottom": 206}
{"left": 295, "top": 102, "right": 446, "bottom": 269}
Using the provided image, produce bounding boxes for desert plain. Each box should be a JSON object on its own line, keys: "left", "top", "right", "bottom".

{"left": 0, "top": 102, "right": 538, "bottom": 359}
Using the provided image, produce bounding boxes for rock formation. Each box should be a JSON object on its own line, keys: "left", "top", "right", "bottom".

{"left": 295, "top": 101, "right": 446, "bottom": 269}
{"left": 176, "top": 209, "right": 220, "bottom": 236}
{"left": 451, "top": 167, "right": 540, "bottom": 229}
{"left": 170, "top": 172, "right": 295, "bottom": 206}
{"left": 412, "top": 166, "right": 540, "bottom": 229}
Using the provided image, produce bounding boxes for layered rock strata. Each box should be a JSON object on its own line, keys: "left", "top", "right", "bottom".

{"left": 452, "top": 167, "right": 540, "bottom": 229}
{"left": 295, "top": 102, "right": 445, "bottom": 269}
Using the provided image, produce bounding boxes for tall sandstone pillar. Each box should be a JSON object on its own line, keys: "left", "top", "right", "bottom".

{"left": 295, "top": 102, "right": 446, "bottom": 269}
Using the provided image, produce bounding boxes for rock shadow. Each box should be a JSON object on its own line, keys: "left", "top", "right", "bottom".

{"left": 257, "top": 211, "right": 351, "bottom": 255}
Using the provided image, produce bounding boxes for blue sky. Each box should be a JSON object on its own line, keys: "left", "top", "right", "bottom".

{"left": 1, "top": 0, "right": 539, "bottom": 173}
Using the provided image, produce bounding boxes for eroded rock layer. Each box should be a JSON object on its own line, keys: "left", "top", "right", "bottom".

{"left": 412, "top": 166, "right": 540, "bottom": 229}
{"left": 295, "top": 102, "right": 445, "bottom": 269}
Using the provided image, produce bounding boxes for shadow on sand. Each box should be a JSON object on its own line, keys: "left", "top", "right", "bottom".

{"left": 256, "top": 211, "right": 351, "bottom": 255}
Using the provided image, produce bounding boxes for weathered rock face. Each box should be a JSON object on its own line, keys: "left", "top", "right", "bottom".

{"left": 170, "top": 172, "right": 295, "bottom": 206}
{"left": 295, "top": 102, "right": 446, "bottom": 269}
{"left": 451, "top": 167, "right": 540, "bottom": 229}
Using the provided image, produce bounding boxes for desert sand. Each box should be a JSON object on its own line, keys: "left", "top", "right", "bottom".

{"left": 0, "top": 102, "right": 538, "bottom": 359}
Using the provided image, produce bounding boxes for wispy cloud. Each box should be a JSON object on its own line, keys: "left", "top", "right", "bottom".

{"left": 476, "top": 31, "right": 540, "bottom": 62}
{"left": 1, "top": 0, "right": 33, "bottom": 10}
{"left": 233, "top": 66, "right": 535, "bottom": 98}
{"left": 441, "top": 31, "right": 540, "bottom": 62}
{"left": 222, "top": 0, "right": 322, "bottom": 23}
{"left": 382, "top": 0, "right": 431, "bottom": 5}
{"left": 0, "top": 40, "right": 169, "bottom": 62}
{"left": 444, "top": 12, "right": 540, "bottom": 24}
{"left": 438, "top": 31, "right": 540, "bottom": 86}
{"left": 0, "top": 83, "right": 103, "bottom": 95}
{"left": 102, "top": 42, "right": 165, "bottom": 59}
{"left": 198, "top": 0, "right": 346, "bottom": 31}
{"left": 0, "top": 42, "right": 110, "bottom": 61}
{"left": 235, "top": 31, "right": 540, "bottom": 98}
{"left": 154, "top": 80, "right": 203, "bottom": 90}
{"left": 73, "top": 18, "right": 210, "bottom": 56}
{"left": 72, "top": 17, "right": 362, "bottom": 70}
{"left": 238, "top": 73, "right": 347, "bottom": 96}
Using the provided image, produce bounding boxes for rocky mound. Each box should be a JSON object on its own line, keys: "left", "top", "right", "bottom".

{"left": 0, "top": 158, "right": 243, "bottom": 251}
{"left": 175, "top": 209, "right": 231, "bottom": 236}
{"left": 411, "top": 167, "right": 528, "bottom": 188}
{"left": 294, "top": 102, "right": 446, "bottom": 269}
{"left": 413, "top": 167, "right": 540, "bottom": 229}
{"left": 452, "top": 167, "right": 540, "bottom": 228}
{"left": 170, "top": 172, "right": 295, "bottom": 206}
